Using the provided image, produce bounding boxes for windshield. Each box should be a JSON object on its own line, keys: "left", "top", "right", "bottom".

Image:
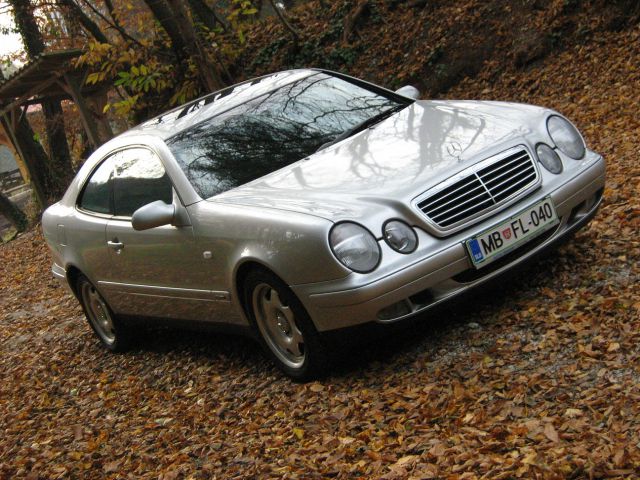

{"left": 166, "top": 72, "right": 409, "bottom": 199}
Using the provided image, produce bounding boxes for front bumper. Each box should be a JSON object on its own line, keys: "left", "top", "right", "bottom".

{"left": 293, "top": 153, "right": 606, "bottom": 332}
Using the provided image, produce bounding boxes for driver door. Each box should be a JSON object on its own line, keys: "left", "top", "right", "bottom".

{"left": 99, "top": 147, "right": 215, "bottom": 321}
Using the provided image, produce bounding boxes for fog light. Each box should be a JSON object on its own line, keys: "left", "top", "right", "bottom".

{"left": 377, "top": 300, "right": 412, "bottom": 321}
{"left": 570, "top": 190, "right": 602, "bottom": 221}
{"left": 536, "top": 143, "right": 563, "bottom": 174}
{"left": 383, "top": 220, "right": 418, "bottom": 254}
{"left": 583, "top": 192, "right": 598, "bottom": 211}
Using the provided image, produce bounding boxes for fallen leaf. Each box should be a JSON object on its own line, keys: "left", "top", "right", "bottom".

{"left": 544, "top": 423, "right": 559, "bottom": 442}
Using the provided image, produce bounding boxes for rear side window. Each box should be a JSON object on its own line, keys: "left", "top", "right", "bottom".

{"left": 113, "top": 148, "right": 173, "bottom": 217}
{"left": 78, "top": 155, "right": 116, "bottom": 214}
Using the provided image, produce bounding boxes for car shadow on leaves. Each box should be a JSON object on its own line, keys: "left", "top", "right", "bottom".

{"left": 119, "top": 326, "right": 274, "bottom": 375}
{"left": 325, "top": 241, "right": 585, "bottom": 380}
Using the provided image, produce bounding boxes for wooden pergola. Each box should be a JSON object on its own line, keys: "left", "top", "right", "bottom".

{"left": 0, "top": 50, "right": 112, "bottom": 206}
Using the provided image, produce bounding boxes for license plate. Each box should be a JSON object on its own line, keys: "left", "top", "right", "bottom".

{"left": 465, "top": 198, "right": 558, "bottom": 268}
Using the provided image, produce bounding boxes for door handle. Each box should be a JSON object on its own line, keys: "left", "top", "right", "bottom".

{"left": 107, "top": 240, "right": 124, "bottom": 252}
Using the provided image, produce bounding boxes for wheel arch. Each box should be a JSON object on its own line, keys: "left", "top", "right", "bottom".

{"left": 234, "top": 259, "right": 282, "bottom": 320}
{"left": 65, "top": 264, "right": 84, "bottom": 299}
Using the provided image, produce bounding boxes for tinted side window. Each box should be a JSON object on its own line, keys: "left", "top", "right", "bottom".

{"left": 113, "top": 148, "right": 173, "bottom": 217}
{"left": 78, "top": 155, "right": 116, "bottom": 214}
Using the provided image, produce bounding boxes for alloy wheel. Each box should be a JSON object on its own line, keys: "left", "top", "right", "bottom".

{"left": 252, "top": 282, "right": 305, "bottom": 369}
{"left": 80, "top": 282, "right": 116, "bottom": 346}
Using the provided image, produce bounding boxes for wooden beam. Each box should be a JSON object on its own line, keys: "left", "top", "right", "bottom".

{"left": 15, "top": 94, "right": 72, "bottom": 108}
{"left": 0, "top": 74, "right": 63, "bottom": 118}
{"left": 9, "top": 106, "right": 17, "bottom": 132}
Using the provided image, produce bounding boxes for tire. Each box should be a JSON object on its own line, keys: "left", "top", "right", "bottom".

{"left": 76, "top": 274, "right": 133, "bottom": 352}
{"left": 244, "top": 269, "right": 329, "bottom": 381}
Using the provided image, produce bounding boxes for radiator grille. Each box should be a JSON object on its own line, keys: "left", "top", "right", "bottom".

{"left": 417, "top": 149, "right": 538, "bottom": 229}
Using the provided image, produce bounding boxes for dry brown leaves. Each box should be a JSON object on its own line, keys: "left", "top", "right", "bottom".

{"left": 1, "top": 20, "right": 639, "bottom": 480}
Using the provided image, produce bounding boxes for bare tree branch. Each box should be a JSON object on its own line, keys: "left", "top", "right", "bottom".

{"left": 267, "top": 0, "right": 300, "bottom": 43}
{"left": 77, "top": 0, "right": 144, "bottom": 46}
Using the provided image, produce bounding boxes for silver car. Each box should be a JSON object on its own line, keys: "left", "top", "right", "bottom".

{"left": 42, "top": 69, "right": 605, "bottom": 380}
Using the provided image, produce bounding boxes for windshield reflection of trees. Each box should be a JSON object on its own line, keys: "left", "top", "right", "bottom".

{"left": 286, "top": 104, "right": 492, "bottom": 192}
{"left": 336, "top": 102, "right": 492, "bottom": 190}
{"left": 167, "top": 74, "right": 400, "bottom": 198}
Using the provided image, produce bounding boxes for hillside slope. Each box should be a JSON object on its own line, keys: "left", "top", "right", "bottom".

{"left": 240, "top": 0, "right": 639, "bottom": 97}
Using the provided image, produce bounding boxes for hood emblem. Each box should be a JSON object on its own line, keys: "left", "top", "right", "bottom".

{"left": 447, "top": 141, "right": 463, "bottom": 161}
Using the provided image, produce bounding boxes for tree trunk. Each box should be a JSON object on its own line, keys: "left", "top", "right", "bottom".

{"left": 143, "top": 0, "right": 190, "bottom": 62}
{"left": 58, "top": 0, "right": 109, "bottom": 43}
{"left": 9, "top": 0, "right": 44, "bottom": 57}
{"left": 8, "top": 113, "right": 56, "bottom": 206}
{"left": 343, "top": 0, "right": 369, "bottom": 43}
{"left": 186, "top": 0, "right": 233, "bottom": 84}
{"left": 41, "top": 99, "right": 75, "bottom": 196}
{"left": 187, "top": 0, "right": 229, "bottom": 32}
{"left": 0, "top": 191, "right": 28, "bottom": 233}
{"left": 10, "top": 0, "right": 75, "bottom": 200}
{"left": 144, "top": 0, "right": 224, "bottom": 93}
{"left": 166, "top": 0, "right": 224, "bottom": 93}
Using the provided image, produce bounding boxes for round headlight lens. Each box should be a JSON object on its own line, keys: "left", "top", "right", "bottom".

{"left": 383, "top": 220, "right": 418, "bottom": 253}
{"left": 547, "top": 115, "right": 585, "bottom": 159}
{"left": 536, "top": 143, "right": 563, "bottom": 174}
{"left": 329, "top": 222, "right": 380, "bottom": 273}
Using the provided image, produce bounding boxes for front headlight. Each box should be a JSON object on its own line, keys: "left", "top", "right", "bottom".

{"left": 547, "top": 115, "right": 585, "bottom": 159}
{"left": 383, "top": 220, "right": 418, "bottom": 253}
{"left": 329, "top": 222, "right": 380, "bottom": 273}
{"left": 536, "top": 143, "right": 563, "bottom": 174}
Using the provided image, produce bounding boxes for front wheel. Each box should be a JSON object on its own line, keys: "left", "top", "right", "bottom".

{"left": 244, "top": 269, "right": 328, "bottom": 381}
{"left": 76, "top": 274, "right": 133, "bottom": 352}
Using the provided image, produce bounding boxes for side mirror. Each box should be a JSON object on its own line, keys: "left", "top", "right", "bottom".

{"left": 395, "top": 85, "right": 421, "bottom": 100}
{"left": 131, "top": 200, "right": 175, "bottom": 231}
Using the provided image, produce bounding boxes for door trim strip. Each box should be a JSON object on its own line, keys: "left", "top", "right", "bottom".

{"left": 97, "top": 281, "right": 231, "bottom": 302}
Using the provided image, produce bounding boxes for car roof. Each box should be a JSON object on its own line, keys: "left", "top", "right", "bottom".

{"left": 124, "top": 69, "right": 318, "bottom": 141}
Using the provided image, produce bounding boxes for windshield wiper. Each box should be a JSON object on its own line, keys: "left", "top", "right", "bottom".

{"left": 316, "top": 104, "right": 409, "bottom": 152}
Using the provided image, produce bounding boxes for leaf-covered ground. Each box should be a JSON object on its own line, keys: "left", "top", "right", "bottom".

{"left": 1, "top": 25, "right": 639, "bottom": 480}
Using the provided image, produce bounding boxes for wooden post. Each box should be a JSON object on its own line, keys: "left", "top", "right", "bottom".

{"left": 0, "top": 126, "right": 28, "bottom": 183}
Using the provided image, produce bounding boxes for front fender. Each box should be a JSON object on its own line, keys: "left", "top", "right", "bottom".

{"left": 188, "top": 201, "right": 351, "bottom": 289}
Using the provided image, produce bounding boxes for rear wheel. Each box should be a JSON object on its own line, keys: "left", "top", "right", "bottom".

{"left": 244, "top": 269, "right": 328, "bottom": 381}
{"left": 76, "top": 275, "right": 133, "bottom": 352}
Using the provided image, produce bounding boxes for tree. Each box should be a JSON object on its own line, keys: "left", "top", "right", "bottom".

{"left": 57, "top": 0, "right": 109, "bottom": 44}
{"left": 143, "top": 0, "right": 223, "bottom": 93}
{"left": 186, "top": 0, "right": 229, "bottom": 33}
{"left": 9, "top": 0, "right": 75, "bottom": 200}
{"left": 1, "top": 114, "right": 51, "bottom": 208}
{"left": 166, "top": 0, "right": 223, "bottom": 92}
{"left": 102, "top": 0, "right": 136, "bottom": 43}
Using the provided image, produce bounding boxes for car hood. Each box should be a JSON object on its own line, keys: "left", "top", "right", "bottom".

{"left": 211, "top": 100, "right": 550, "bottom": 224}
